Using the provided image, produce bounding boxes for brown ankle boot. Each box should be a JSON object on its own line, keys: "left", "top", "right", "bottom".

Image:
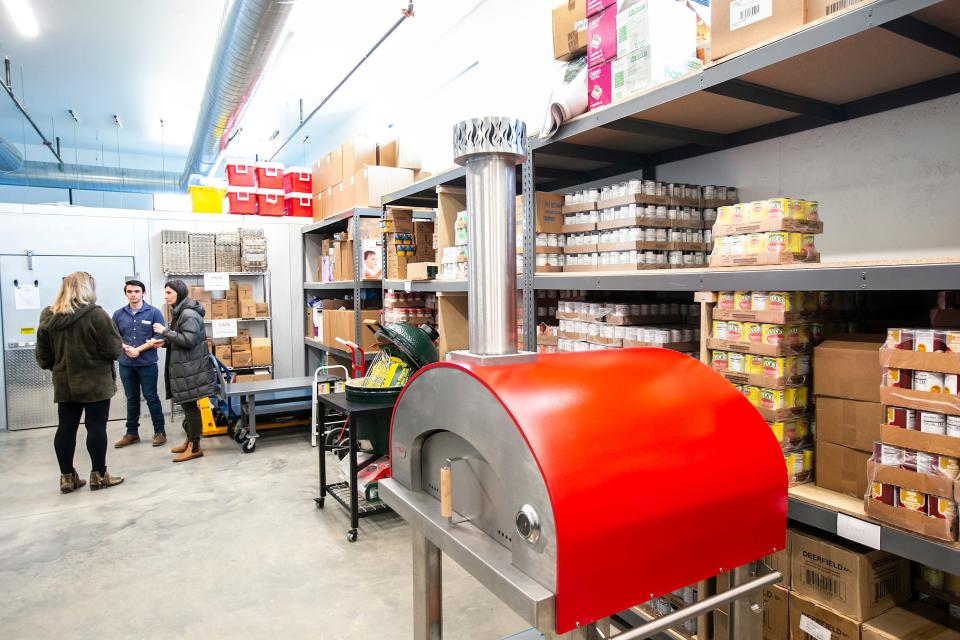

{"left": 171, "top": 440, "right": 189, "bottom": 453}
{"left": 59, "top": 470, "right": 86, "bottom": 493}
{"left": 173, "top": 441, "right": 203, "bottom": 463}
{"left": 89, "top": 469, "right": 124, "bottom": 490}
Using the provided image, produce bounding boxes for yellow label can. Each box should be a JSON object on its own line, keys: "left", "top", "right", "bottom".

{"left": 747, "top": 354, "right": 765, "bottom": 375}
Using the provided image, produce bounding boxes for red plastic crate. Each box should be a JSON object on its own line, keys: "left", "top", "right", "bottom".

{"left": 284, "top": 192, "right": 313, "bottom": 218}
{"left": 256, "top": 189, "right": 284, "bottom": 216}
{"left": 283, "top": 166, "right": 312, "bottom": 194}
{"left": 227, "top": 186, "right": 257, "bottom": 215}
{"left": 255, "top": 162, "right": 284, "bottom": 189}
{"left": 226, "top": 160, "right": 256, "bottom": 187}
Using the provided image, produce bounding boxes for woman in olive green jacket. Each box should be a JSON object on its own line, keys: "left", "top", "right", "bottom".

{"left": 36, "top": 272, "right": 125, "bottom": 493}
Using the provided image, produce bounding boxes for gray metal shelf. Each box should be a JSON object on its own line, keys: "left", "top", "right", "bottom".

{"left": 203, "top": 317, "right": 271, "bottom": 323}
{"left": 532, "top": 261, "right": 960, "bottom": 291}
{"left": 382, "top": 279, "right": 468, "bottom": 293}
{"left": 163, "top": 271, "right": 268, "bottom": 277}
{"left": 304, "top": 280, "right": 382, "bottom": 291}
{"left": 530, "top": 0, "right": 959, "bottom": 189}
{"left": 788, "top": 494, "right": 960, "bottom": 574}
{"left": 303, "top": 336, "right": 376, "bottom": 361}
{"left": 301, "top": 207, "right": 382, "bottom": 234}
{"left": 381, "top": 166, "right": 465, "bottom": 207}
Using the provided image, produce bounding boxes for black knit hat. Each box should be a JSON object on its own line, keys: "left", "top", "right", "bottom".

{"left": 164, "top": 279, "right": 189, "bottom": 306}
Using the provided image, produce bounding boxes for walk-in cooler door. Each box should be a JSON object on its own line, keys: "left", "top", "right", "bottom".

{"left": 0, "top": 254, "right": 135, "bottom": 430}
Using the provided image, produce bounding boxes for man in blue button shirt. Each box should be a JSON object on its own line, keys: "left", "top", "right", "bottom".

{"left": 112, "top": 279, "right": 167, "bottom": 447}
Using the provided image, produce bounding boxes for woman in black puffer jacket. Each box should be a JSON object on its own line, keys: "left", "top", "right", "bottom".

{"left": 151, "top": 280, "right": 216, "bottom": 462}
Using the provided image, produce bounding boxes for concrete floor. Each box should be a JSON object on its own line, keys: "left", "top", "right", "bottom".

{"left": 0, "top": 421, "right": 529, "bottom": 639}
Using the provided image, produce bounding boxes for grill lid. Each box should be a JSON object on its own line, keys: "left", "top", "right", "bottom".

{"left": 374, "top": 322, "right": 439, "bottom": 370}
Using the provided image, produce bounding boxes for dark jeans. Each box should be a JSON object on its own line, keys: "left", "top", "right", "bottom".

{"left": 181, "top": 401, "right": 202, "bottom": 443}
{"left": 55, "top": 399, "right": 110, "bottom": 475}
{"left": 119, "top": 364, "right": 165, "bottom": 435}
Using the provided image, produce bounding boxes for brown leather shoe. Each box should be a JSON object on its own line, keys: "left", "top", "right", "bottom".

{"left": 170, "top": 440, "right": 189, "bottom": 453}
{"left": 173, "top": 442, "right": 203, "bottom": 463}
{"left": 152, "top": 433, "right": 167, "bottom": 447}
{"left": 59, "top": 470, "right": 86, "bottom": 493}
{"left": 89, "top": 469, "right": 124, "bottom": 490}
{"left": 114, "top": 434, "right": 140, "bottom": 448}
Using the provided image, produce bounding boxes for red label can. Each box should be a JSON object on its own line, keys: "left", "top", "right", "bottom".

{"left": 897, "top": 488, "right": 927, "bottom": 513}
{"left": 928, "top": 496, "right": 958, "bottom": 520}
{"left": 870, "top": 482, "right": 895, "bottom": 506}
{"left": 886, "top": 407, "right": 916, "bottom": 429}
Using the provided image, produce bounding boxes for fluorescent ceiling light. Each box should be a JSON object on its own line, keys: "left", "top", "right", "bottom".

{"left": 3, "top": 0, "right": 39, "bottom": 38}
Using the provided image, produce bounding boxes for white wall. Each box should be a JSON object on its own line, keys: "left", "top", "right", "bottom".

{"left": 657, "top": 94, "right": 960, "bottom": 261}
{"left": 0, "top": 204, "right": 308, "bottom": 429}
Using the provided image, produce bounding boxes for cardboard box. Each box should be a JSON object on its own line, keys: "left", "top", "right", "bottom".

{"left": 516, "top": 191, "right": 565, "bottom": 233}
{"left": 226, "top": 281, "right": 239, "bottom": 300}
{"left": 789, "top": 591, "right": 862, "bottom": 640}
{"left": 230, "top": 336, "right": 250, "bottom": 351}
{"left": 189, "top": 286, "right": 212, "bottom": 302}
{"left": 240, "top": 302, "right": 257, "bottom": 319}
{"left": 807, "top": 0, "right": 872, "bottom": 23}
{"left": 347, "top": 217, "right": 382, "bottom": 241}
{"left": 861, "top": 602, "right": 957, "bottom": 640}
{"left": 816, "top": 397, "right": 882, "bottom": 452}
{"left": 231, "top": 349, "right": 252, "bottom": 367}
{"left": 250, "top": 337, "right": 272, "bottom": 366}
{"left": 880, "top": 386, "right": 960, "bottom": 418}
{"left": 236, "top": 371, "right": 272, "bottom": 383}
{"left": 552, "top": 0, "right": 588, "bottom": 61}
{"left": 764, "top": 531, "right": 793, "bottom": 586}
{"left": 341, "top": 136, "right": 378, "bottom": 175}
{"left": 352, "top": 165, "right": 415, "bottom": 208}
{"left": 383, "top": 208, "right": 414, "bottom": 233}
{"left": 312, "top": 150, "right": 343, "bottom": 194}
{"left": 407, "top": 262, "right": 438, "bottom": 281}
{"left": 325, "top": 185, "right": 340, "bottom": 218}
{"left": 712, "top": 0, "right": 806, "bottom": 62}
{"left": 336, "top": 180, "right": 355, "bottom": 215}
{"left": 214, "top": 344, "right": 232, "bottom": 366}
{"left": 879, "top": 346, "right": 960, "bottom": 376}
{"left": 813, "top": 336, "right": 885, "bottom": 402}
{"left": 312, "top": 191, "right": 328, "bottom": 221}
{"left": 226, "top": 300, "right": 239, "bottom": 319}
{"left": 323, "top": 309, "right": 381, "bottom": 353}
{"left": 588, "top": 61, "right": 613, "bottom": 110}
{"left": 377, "top": 137, "right": 421, "bottom": 171}
{"left": 790, "top": 529, "right": 910, "bottom": 621}
{"left": 211, "top": 300, "right": 229, "bottom": 320}
{"left": 587, "top": 6, "right": 617, "bottom": 68}
{"left": 255, "top": 303, "right": 269, "bottom": 317}
{"left": 864, "top": 494, "right": 959, "bottom": 542}
{"left": 437, "top": 293, "right": 468, "bottom": 359}
{"left": 335, "top": 241, "right": 353, "bottom": 282}
{"left": 237, "top": 283, "right": 253, "bottom": 301}
{"left": 815, "top": 439, "right": 871, "bottom": 499}
{"left": 763, "top": 584, "right": 790, "bottom": 640}
{"left": 879, "top": 423, "right": 960, "bottom": 459}
{"left": 610, "top": 46, "right": 703, "bottom": 103}
{"left": 616, "top": 0, "right": 697, "bottom": 60}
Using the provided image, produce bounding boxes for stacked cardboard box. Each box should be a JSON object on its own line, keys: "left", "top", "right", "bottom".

{"left": 515, "top": 192, "right": 566, "bottom": 274}
{"left": 586, "top": 0, "right": 702, "bottom": 111}
{"left": 551, "top": 0, "right": 588, "bottom": 61}
{"left": 865, "top": 327, "right": 960, "bottom": 543}
{"left": 709, "top": 291, "right": 824, "bottom": 486}
{"left": 311, "top": 135, "right": 417, "bottom": 220}
{"left": 713, "top": 538, "right": 790, "bottom": 640}
{"left": 813, "top": 335, "right": 885, "bottom": 499}
{"left": 384, "top": 209, "right": 436, "bottom": 280}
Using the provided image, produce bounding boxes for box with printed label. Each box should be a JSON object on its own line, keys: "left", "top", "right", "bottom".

{"left": 806, "top": 0, "right": 871, "bottom": 23}
{"left": 211, "top": 300, "right": 229, "bottom": 320}
{"left": 860, "top": 602, "right": 957, "bottom": 640}
{"left": 762, "top": 584, "right": 790, "bottom": 640}
{"left": 516, "top": 192, "right": 565, "bottom": 233}
{"left": 615, "top": 0, "right": 697, "bottom": 60}
{"left": 237, "top": 283, "right": 253, "bottom": 301}
{"left": 226, "top": 300, "right": 239, "bottom": 319}
{"left": 552, "top": 0, "right": 589, "bottom": 60}
{"left": 240, "top": 301, "right": 257, "bottom": 319}
{"left": 790, "top": 529, "right": 910, "bottom": 621}
{"left": 586, "top": 6, "right": 617, "bottom": 68}
{"left": 586, "top": 0, "right": 615, "bottom": 17}
{"left": 611, "top": 46, "right": 703, "bottom": 102}
{"left": 789, "top": 591, "right": 862, "bottom": 640}
{"left": 588, "top": 61, "right": 613, "bottom": 110}
{"left": 712, "top": 0, "right": 806, "bottom": 61}
{"left": 255, "top": 303, "right": 269, "bottom": 317}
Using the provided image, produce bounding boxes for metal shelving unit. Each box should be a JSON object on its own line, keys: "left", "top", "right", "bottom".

{"left": 303, "top": 336, "right": 375, "bottom": 362}
{"left": 381, "top": 279, "right": 468, "bottom": 293}
{"left": 163, "top": 271, "right": 273, "bottom": 345}
{"left": 381, "top": 166, "right": 465, "bottom": 208}
{"left": 304, "top": 281, "right": 381, "bottom": 291}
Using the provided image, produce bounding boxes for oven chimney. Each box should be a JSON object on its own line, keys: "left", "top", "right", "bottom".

{"left": 452, "top": 116, "right": 528, "bottom": 358}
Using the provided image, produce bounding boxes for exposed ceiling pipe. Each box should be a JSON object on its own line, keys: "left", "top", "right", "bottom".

{"left": 179, "top": 0, "right": 295, "bottom": 188}
{"left": 0, "top": 160, "right": 180, "bottom": 193}
{"left": 2, "top": 56, "right": 63, "bottom": 165}
{"left": 269, "top": 2, "right": 415, "bottom": 161}
{"left": 0, "top": 135, "right": 24, "bottom": 173}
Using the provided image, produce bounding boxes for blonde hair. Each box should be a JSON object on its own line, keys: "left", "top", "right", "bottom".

{"left": 50, "top": 272, "right": 97, "bottom": 314}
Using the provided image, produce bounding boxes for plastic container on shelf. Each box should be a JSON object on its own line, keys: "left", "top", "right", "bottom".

{"left": 256, "top": 188, "right": 284, "bottom": 216}
{"left": 255, "top": 161, "right": 284, "bottom": 189}
{"left": 187, "top": 175, "right": 226, "bottom": 213}
{"left": 227, "top": 186, "right": 257, "bottom": 215}
{"left": 284, "top": 192, "right": 313, "bottom": 217}
{"left": 225, "top": 160, "right": 256, "bottom": 187}
{"left": 283, "top": 166, "right": 312, "bottom": 193}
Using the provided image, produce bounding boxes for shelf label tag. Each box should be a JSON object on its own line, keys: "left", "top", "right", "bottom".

{"left": 837, "top": 513, "right": 881, "bottom": 549}
{"left": 203, "top": 272, "right": 229, "bottom": 291}
{"left": 730, "top": 0, "right": 772, "bottom": 31}
{"left": 799, "top": 614, "right": 832, "bottom": 640}
{"left": 211, "top": 319, "right": 237, "bottom": 339}
{"left": 404, "top": 281, "right": 412, "bottom": 293}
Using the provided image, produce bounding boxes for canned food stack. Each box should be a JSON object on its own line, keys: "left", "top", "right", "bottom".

{"left": 187, "top": 233, "right": 216, "bottom": 273}
{"left": 866, "top": 327, "right": 960, "bottom": 542}
{"left": 560, "top": 181, "right": 734, "bottom": 273}
{"left": 523, "top": 290, "right": 561, "bottom": 353}
{"left": 160, "top": 229, "right": 190, "bottom": 274}
{"left": 916, "top": 564, "right": 960, "bottom": 621}
{"left": 709, "top": 197, "right": 823, "bottom": 267}
{"left": 382, "top": 291, "right": 436, "bottom": 326}
{"left": 555, "top": 298, "right": 701, "bottom": 358}
{"left": 707, "top": 290, "right": 828, "bottom": 486}
{"left": 637, "top": 584, "right": 702, "bottom": 638}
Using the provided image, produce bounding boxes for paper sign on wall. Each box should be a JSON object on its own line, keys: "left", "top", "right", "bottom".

{"left": 204, "top": 272, "right": 229, "bottom": 291}
{"left": 14, "top": 284, "right": 40, "bottom": 310}
{"left": 211, "top": 319, "right": 238, "bottom": 339}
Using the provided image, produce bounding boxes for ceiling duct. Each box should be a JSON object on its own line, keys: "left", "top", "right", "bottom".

{"left": 0, "top": 159, "right": 179, "bottom": 193}
{"left": 179, "top": 0, "right": 295, "bottom": 187}
{"left": 0, "top": 136, "right": 24, "bottom": 173}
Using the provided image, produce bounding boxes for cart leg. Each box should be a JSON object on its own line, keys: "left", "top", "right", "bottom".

{"left": 413, "top": 531, "right": 442, "bottom": 640}
{"left": 316, "top": 405, "right": 327, "bottom": 508}
{"left": 247, "top": 393, "right": 257, "bottom": 441}
{"left": 348, "top": 412, "right": 359, "bottom": 537}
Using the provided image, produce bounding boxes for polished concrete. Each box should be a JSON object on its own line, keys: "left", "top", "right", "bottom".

{"left": 0, "top": 421, "right": 528, "bottom": 639}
